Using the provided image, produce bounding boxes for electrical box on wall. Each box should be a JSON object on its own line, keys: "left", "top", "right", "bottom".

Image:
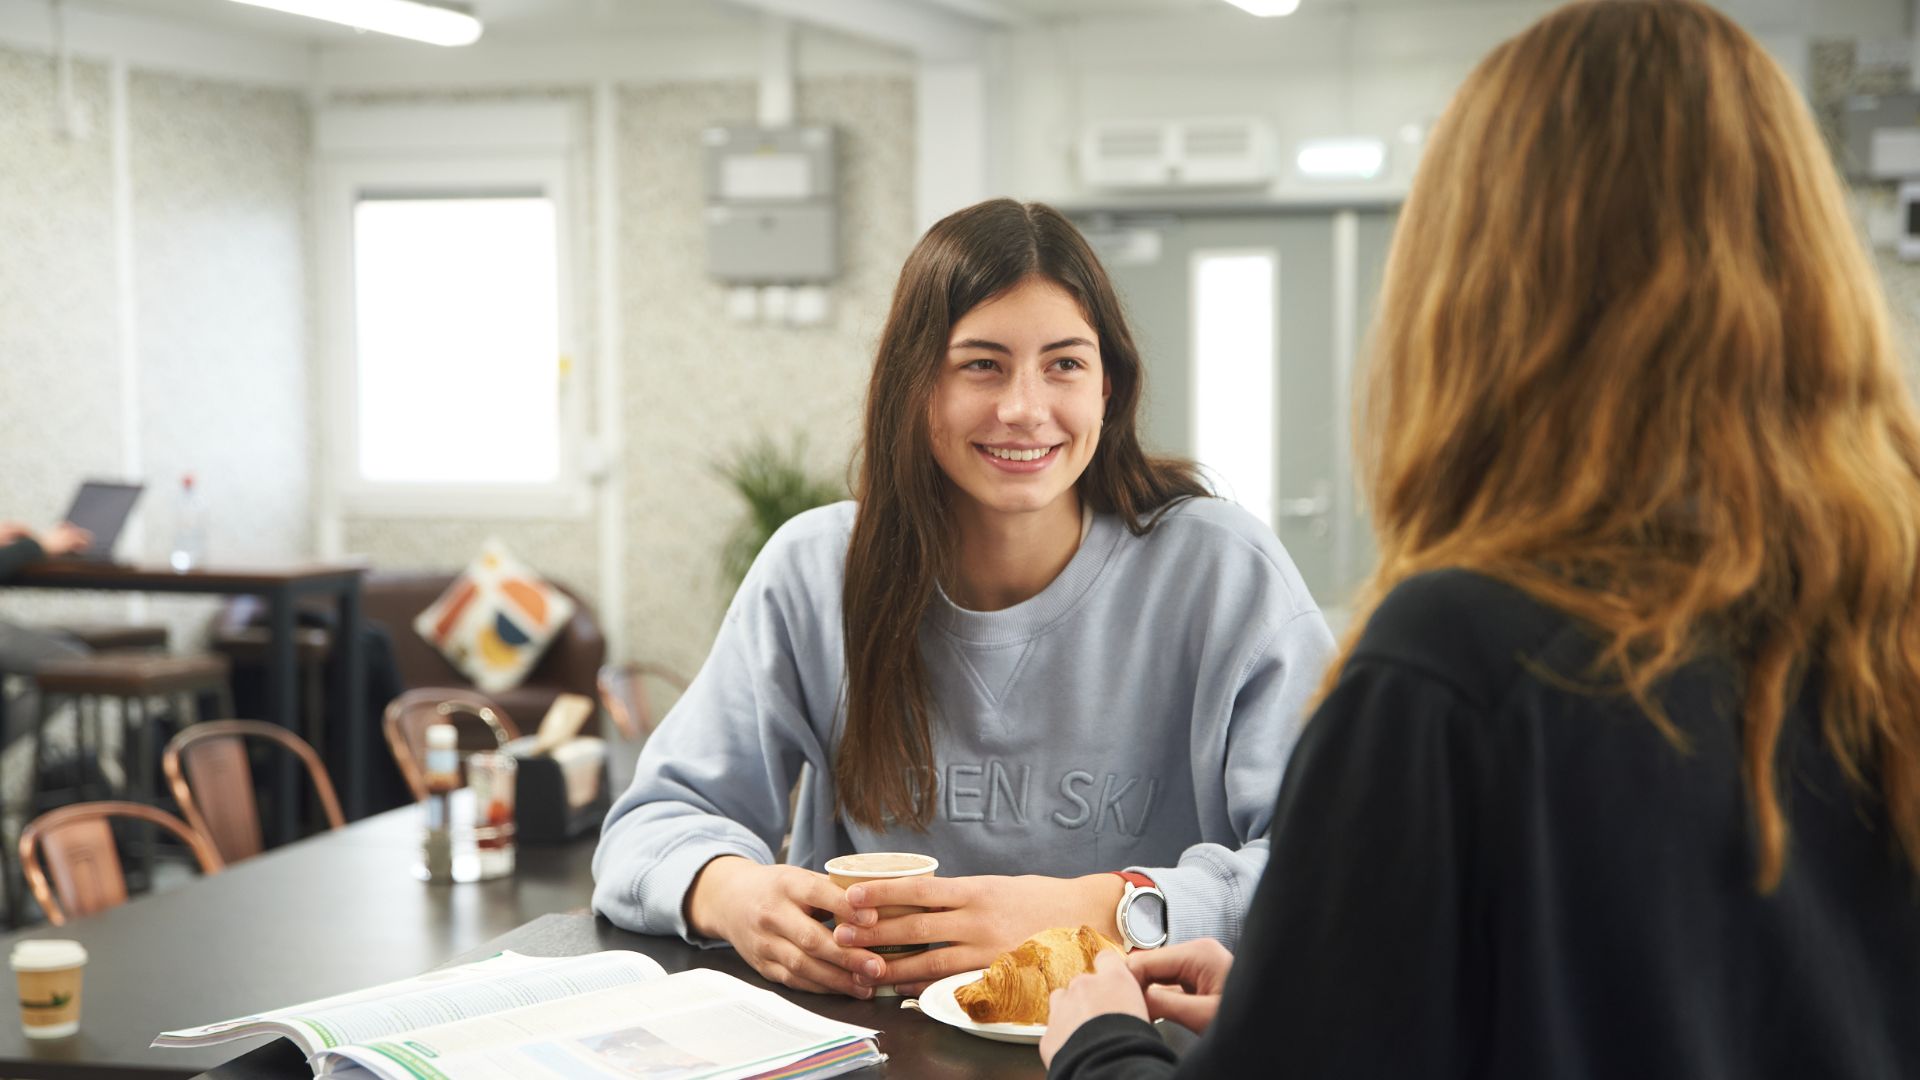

{"left": 704, "top": 125, "right": 838, "bottom": 283}
{"left": 1841, "top": 92, "right": 1920, "bottom": 179}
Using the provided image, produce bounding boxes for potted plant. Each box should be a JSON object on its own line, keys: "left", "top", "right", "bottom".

{"left": 715, "top": 434, "right": 847, "bottom": 590}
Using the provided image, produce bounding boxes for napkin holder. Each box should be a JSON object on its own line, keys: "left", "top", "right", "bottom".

{"left": 505, "top": 736, "right": 610, "bottom": 844}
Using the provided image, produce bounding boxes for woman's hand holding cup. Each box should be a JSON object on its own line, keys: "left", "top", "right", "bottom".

{"left": 832, "top": 871, "right": 1125, "bottom": 997}
{"left": 684, "top": 856, "right": 888, "bottom": 999}
{"left": 822, "top": 852, "right": 941, "bottom": 995}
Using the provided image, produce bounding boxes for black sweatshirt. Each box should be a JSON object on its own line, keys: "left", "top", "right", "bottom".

{"left": 1051, "top": 569, "right": 1920, "bottom": 1080}
{"left": 0, "top": 536, "right": 45, "bottom": 583}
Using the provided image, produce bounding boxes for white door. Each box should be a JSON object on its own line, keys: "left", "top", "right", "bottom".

{"left": 1077, "top": 208, "right": 1400, "bottom": 625}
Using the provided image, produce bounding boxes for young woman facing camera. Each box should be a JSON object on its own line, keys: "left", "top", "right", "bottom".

{"left": 593, "top": 199, "right": 1335, "bottom": 998}
{"left": 1042, "top": 2, "right": 1920, "bottom": 1077}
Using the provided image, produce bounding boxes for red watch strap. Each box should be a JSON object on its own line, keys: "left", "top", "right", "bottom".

{"left": 1111, "top": 870, "right": 1156, "bottom": 890}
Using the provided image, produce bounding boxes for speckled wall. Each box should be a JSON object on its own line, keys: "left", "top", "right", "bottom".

{"left": 1811, "top": 39, "right": 1920, "bottom": 380}
{"left": 618, "top": 75, "right": 915, "bottom": 678}
{"left": 0, "top": 48, "right": 131, "bottom": 630}
{"left": 340, "top": 516, "right": 602, "bottom": 613}
{"left": 0, "top": 46, "right": 311, "bottom": 643}
{"left": 130, "top": 69, "right": 312, "bottom": 645}
{"left": 3, "top": 58, "right": 926, "bottom": 679}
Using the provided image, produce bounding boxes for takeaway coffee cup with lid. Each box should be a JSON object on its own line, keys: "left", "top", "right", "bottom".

{"left": 10, "top": 939, "right": 86, "bottom": 1039}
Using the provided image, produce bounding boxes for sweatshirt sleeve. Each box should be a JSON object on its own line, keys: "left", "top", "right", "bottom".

{"left": 1056, "top": 655, "right": 1492, "bottom": 1080}
{"left": 1127, "top": 606, "right": 1337, "bottom": 950}
{"left": 0, "top": 537, "right": 46, "bottom": 582}
{"left": 591, "top": 528, "right": 831, "bottom": 944}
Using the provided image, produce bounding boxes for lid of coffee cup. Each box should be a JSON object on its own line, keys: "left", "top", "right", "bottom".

{"left": 10, "top": 940, "right": 86, "bottom": 972}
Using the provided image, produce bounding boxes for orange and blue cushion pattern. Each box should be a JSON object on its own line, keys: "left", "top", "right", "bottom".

{"left": 413, "top": 541, "right": 577, "bottom": 694}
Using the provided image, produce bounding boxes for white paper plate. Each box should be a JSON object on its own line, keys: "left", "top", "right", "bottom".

{"left": 905, "top": 969, "right": 1047, "bottom": 1045}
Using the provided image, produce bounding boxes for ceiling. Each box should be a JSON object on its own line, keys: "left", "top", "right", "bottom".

{"left": 57, "top": 0, "right": 1911, "bottom": 46}
{"left": 62, "top": 0, "right": 1556, "bottom": 46}
{"left": 67, "top": 0, "right": 755, "bottom": 45}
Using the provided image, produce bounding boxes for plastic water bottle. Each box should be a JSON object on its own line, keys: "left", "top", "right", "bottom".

{"left": 168, "top": 473, "right": 206, "bottom": 572}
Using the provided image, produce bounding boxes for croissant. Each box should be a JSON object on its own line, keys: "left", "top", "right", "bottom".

{"left": 953, "top": 925, "right": 1125, "bottom": 1026}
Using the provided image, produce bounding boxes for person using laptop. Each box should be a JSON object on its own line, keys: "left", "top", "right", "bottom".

{"left": 0, "top": 522, "right": 91, "bottom": 578}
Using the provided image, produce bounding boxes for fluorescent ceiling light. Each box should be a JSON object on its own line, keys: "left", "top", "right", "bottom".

{"left": 227, "top": 0, "right": 483, "bottom": 47}
{"left": 1296, "top": 137, "right": 1387, "bottom": 180}
{"left": 1221, "top": 0, "right": 1302, "bottom": 15}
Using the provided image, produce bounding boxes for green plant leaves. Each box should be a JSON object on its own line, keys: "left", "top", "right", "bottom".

{"left": 715, "top": 434, "right": 846, "bottom": 590}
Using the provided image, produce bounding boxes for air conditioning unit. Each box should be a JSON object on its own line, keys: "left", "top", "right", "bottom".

{"left": 1078, "top": 118, "right": 1276, "bottom": 190}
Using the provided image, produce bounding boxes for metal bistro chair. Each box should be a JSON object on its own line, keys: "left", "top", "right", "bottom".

{"left": 163, "top": 721, "right": 345, "bottom": 865}
{"left": 597, "top": 661, "right": 690, "bottom": 794}
{"left": 595, "top": 661, "right": 690, "bottom": 742}
{"left": 382, "top": 689, "right": 518, "bottom": 801}
{"left": 19, "top": 801, "right": 224, "bottom": 926}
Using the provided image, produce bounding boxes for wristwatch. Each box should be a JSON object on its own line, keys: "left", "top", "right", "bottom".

{"left": 1111, "top": 870, "right": 1169, "bottom": 951}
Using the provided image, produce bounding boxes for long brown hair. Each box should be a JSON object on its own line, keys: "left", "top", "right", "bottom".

{"left": 839, "top": 199, "right": 1206, "bottom": 831}
{"left": 1347, "top": 0, "right": 1920, "bottom": 889}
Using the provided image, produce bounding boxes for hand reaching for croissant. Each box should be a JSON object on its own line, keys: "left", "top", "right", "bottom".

{"left": 1128, "top": 938, "right": 1233, "bottom": 1033}
{"left": 1038, "top": 949, "right": 1149, "bottom": 1067}
{"left": 1038, "top": 938, "right": 1234, "bottom": 1068}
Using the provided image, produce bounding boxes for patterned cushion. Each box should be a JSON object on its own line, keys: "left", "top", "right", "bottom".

{"left": 412, "top": 541, "right": 576, "bottom": 694}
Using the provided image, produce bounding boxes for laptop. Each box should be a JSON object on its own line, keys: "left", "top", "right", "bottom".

{"left": 57, "top": 480, "right": 143, "bottom": 563}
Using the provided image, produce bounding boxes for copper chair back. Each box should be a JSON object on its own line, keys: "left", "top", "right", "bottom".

{"left": 382, "top": 688, "right": 518, "bottom": 801}
{"left": 596, "top": 661, "right": 690, "bottom": 741}
{"left": 161, "top": 720, "right": 345, "bottom": 864}
{"left": 19, "top": 802, "right": 223, "bottom": 926}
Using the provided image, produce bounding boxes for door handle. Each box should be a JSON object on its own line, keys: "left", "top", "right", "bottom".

{"left": 1274, "top": 480, "right": 1331, "bottom": 518}
{"left": 1274, "top": 481, "right": 1333, "bottom": 536}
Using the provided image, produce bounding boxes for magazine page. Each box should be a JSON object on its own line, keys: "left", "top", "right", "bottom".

{"left": 316, "top": 967, "right": 883, "bottom": 1080}
{"left": 155, "top": 952, "right": 668, "bottom": 1057}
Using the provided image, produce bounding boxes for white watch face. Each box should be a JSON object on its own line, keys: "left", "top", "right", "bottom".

{"left": 1124, "top": 888, "right": 1168, "bottom": 947}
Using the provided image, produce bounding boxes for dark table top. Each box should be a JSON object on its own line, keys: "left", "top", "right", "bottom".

{"left": 0, "top": 807, "right": 598, "bottom": 1080}
{"left": 196, "top": 912, "right": 1095, "bottom": 1080}
{"left": 7, "top": 562, "right": 365, "bottom": 593}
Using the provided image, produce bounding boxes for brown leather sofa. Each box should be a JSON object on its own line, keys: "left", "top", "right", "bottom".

{"left": 357, "top": 570, "right": 606, "bottom": 731}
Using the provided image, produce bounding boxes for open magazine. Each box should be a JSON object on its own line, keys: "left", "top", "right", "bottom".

{"left": 154, "top": 950, "right": 884, "bottom": 1080}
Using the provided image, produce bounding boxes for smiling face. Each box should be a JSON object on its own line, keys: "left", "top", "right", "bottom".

{"left": 929, "top": 275, "right": 1111, "bottom": 525}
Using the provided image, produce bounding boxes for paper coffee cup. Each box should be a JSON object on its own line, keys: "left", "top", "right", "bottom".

{"left": 824, "top": 852, "right": 939, "bottom": 960}
{"left": 10, "top": 940, "right": 85, "bottom": 1039}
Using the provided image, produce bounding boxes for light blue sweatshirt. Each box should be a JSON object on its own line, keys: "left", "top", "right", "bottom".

{"left": 592, "top": 498, "right": 1336, "bottom": 949}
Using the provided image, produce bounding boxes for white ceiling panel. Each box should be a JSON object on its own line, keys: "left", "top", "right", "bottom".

{"left": 45, "top": 0, "right": 1918, "bottom": 49}
{"left": 64, "top": 0, "right": 753, "bottom": 45}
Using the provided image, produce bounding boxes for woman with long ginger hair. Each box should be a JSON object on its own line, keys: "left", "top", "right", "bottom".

{"left": 1042, "top": 1, "right": 1920, "bottom": 1077}
{"left": 594, "top": 199, "right": 1336, "bottom": 999}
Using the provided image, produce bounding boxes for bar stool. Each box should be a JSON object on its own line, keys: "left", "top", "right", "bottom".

{"left": 46, "top": 624, "right": 170, "bottom": 652}
{"left": 30, "top": 654, "right": 234, "bottom": 809}
{"left": 0, "top": 625, "right": 169, "bottom": 774}
{"left": 27, "top": 654, "right": 232, "bottom": 887}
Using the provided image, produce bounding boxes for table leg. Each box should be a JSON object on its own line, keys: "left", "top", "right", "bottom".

{"left": 267, "top": 588, "right": 300, "bottom": 844}
{"left": 338, "top": 579, "right": 368, "bottom": 821}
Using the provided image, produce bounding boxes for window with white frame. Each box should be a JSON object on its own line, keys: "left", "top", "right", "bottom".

{"left": 320, "top": 103, "right": 582, "bottom": 517}
{"left": 352, "top": 195, "right": 562, "bottom": 485}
